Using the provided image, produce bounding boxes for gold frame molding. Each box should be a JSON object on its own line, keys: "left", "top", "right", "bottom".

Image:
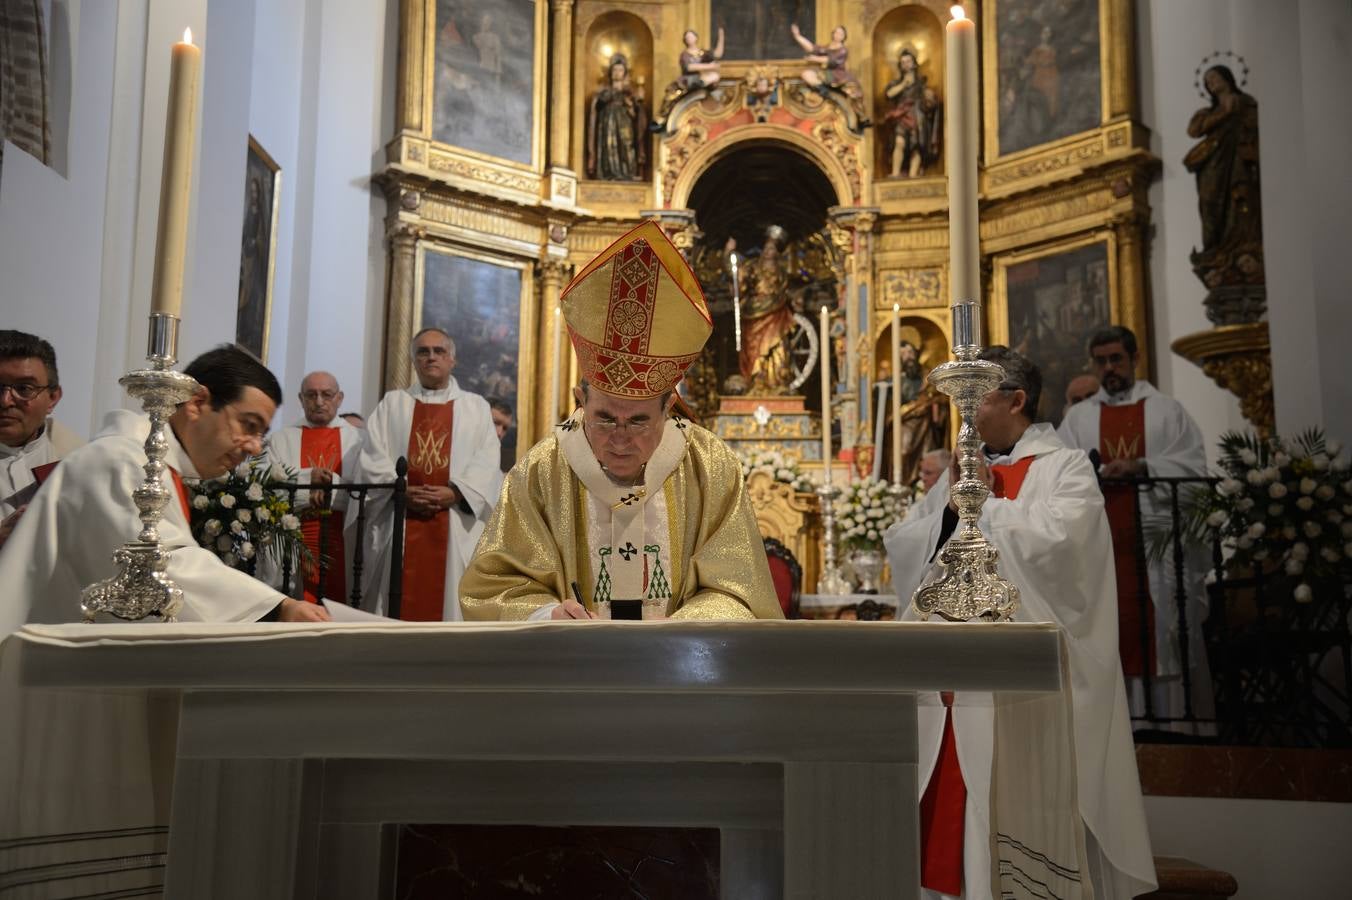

{"left": 411, "top": 240, "right": 541, "bottom": 457}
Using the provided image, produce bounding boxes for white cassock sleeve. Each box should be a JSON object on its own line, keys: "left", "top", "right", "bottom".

{"left": 1141, "top": 395, "right": 1207, "bottom": 479}
{"left": 0, "top": 434, "right": 283, "bottom": 634}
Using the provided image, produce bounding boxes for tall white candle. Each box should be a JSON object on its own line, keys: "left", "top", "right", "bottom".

{"left": 550, "top": 305, "right": 563, "bottom": 422}
{"left": 820, "top": 304, "right": 833, "bottom": 486}
{"left": 946, "top": 5, "right": 980, "bottom": 337}
{"left": 150, "top": 28, "right": 201, "bottom": 318}
{"left": 891, "top": 303, "right": 903, "bottom": 484}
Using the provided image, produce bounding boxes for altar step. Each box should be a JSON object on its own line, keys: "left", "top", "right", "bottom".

{"left": 1142, "top": 856, "right": 1239, "bottom": 899}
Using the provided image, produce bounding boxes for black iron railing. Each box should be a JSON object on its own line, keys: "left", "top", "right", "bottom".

{"left": 1103, "top": 472, "right": 1352, "bottom": 747}
{"left": 268, "top": 457, "right": 409, "bottom": 615}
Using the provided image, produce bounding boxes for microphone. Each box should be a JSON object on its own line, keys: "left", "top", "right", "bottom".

{"left": 1088, "top": 449, "right": 1102, "bottom": 472}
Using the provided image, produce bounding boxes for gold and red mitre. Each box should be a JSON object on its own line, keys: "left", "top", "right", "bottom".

{"left": 561, "top": 220, "right": 712, "bottom": 399}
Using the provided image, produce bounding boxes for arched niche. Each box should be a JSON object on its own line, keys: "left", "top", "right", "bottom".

{"left": 667, "top": 126, "right": 856, "bottom": 211}
{"left": 871, "top": 4, "right": 946, "bottom": 178}
{"left": 579, "top": 10, "right": 654, "bottom": 180}
{"left": 873, "top": 313, "right": 949, "bottom": 382}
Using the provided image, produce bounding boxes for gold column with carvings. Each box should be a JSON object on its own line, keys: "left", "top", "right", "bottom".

{"left": 1113, "top": 210, "right": 1151, "bottom": 378}
{"left": 383, "top": 223, "right": 423, "bottom": 391}
{"left": 546, "top": 0, "right": 578, "bottom": 206}
{"left": 538, "top": 257, "right": 571, "bottom": 436}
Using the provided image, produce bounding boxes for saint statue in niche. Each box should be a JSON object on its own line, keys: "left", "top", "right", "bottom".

{"left": 587, "top": 54, "right": 648, "bottom": 181}
{"left": 1183, "top": 64, "right": 1265, "bottom": 324}
{"left": 726, "top": 226, "right": 797, "bottom": 395}
{"left": 882, "top": 48, "right": 941, "bottom": 178}
{"left": 655, "top": 28, "right": 724, "bottom": 125}
{"left": 876, "top": 341, "right": 950, "bottom": 488}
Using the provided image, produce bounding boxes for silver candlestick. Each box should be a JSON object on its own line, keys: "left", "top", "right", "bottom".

{"left": 911, "top": 299, "right": 1020, "bottom": 622}
{"left": 815, "top": 483, "right": 852, "bottom": 595}
{"left": 82, "top": 313, "right": 201, "bottom": 623}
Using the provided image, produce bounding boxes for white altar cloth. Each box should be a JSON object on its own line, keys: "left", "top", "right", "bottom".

{"left": 1, "top": 620, "right": 1073, "bottom": 899}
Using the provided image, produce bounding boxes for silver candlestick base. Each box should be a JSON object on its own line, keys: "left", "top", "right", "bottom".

{"left": 82, "top": 313, "right": 200, "bottom": 623}
{"left": 815, "top": 483, "right": 852, "bottom": 595}
{"left": 911, "top": 338, "right": 1021, "bottom": 622}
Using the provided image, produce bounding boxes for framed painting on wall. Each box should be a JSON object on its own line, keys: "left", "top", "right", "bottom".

{"left": 235, "top": 135, "right": 281, "bottom": 361}
{"left": 986, "top": 0, "right": 1104, "bottom": 158}
{"left": 431, "top": 0, "right": 541, "bottom": 168}
{"left": 415, "top": 245, "right": 530, "bottom": 469}
{"left": 990, "top": 234, "right": 1117, "bottom": 426}
{"left": 711, "top": 0, "right": 815, "bottom": 60}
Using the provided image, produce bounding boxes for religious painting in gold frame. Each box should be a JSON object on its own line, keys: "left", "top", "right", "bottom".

{"left": 978, "top": 0, "right": 1124, "bottom": 160}
{"left": 988, "top": 231, "right": 1118, "bottom": 426}
{"left": 414, "top": 243, "right": 536, "bottom": 467}
{"left": 236, "top": 135, "right": 281, "bottom": 362}
{"left": 426, "top": 0, "right": 544, "bottom": 169}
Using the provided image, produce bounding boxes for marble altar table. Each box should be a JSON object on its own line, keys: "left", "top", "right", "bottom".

{"left": 1, "top": 620, "right": 1068, "bottom": 899}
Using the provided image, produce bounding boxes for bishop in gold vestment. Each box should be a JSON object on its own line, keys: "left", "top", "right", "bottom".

{"left": 460, "top": 221, "right": 781, "bottom": 621}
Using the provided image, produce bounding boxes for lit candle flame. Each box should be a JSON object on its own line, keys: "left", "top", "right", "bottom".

{"left": 183, "top": 27, "right": 193, "bottom": 45}
{"left": 893, "top": 302, "right": 901, "bottom": 312}
{"left": 951, "top": 5, "right": 966, "bottom": 21}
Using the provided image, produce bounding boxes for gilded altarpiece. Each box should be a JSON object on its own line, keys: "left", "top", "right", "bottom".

{"left": 378, "top": 0, "right": 1159, "bottom": 511}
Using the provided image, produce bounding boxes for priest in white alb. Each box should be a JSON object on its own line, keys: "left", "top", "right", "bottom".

{"left": 1057, "top": 325, "right": 1211, "bottom": 724}
{"left": 460, "top": 221, "right": 782, "bottom": 622}
{"left": 0, "top": 331, "right": 83, "bottom": 549}
{"left": 355, "top": 327, "right": 501, "bottom": 620}
{"left": 0, "top": 345, "right": 329, "bottom": 631}
{"left": 265, "top": 370, "right": 364, "bottom": 603}
{"left": 885, "top": 346, "right": 1155, "bottom": 900}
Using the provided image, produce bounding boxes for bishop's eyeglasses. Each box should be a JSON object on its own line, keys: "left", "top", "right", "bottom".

{"left": 0, "top": 383, "right": 56, "bottom": 403}
{"left": 586, "top": 415, "right": 655, "bottom": 437}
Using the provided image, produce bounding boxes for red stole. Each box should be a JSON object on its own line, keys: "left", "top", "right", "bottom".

{"left": 919, "top": 453, "right": 1037, "bottom": 895}
{"left": 1099, "top": 401, "right": 1155, "bottom": 678}
{"left": 167, "top": 467, "right": 192, "bottom": 522}
{"left": 298, "top": 427, "right": 347, "bottom": 604}
{"left": 402, "top": 400, "right": 455, "bottom": 621}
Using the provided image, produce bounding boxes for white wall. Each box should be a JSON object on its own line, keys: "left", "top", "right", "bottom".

{"left": 1138, "top": 0, "right": 1352, "bottom": 453}
{"left": 1145, "top": 795, "right": 1352, "bottom": 899}
{"left": 0, "top": 0, "right": 394, "bottom": 436}
{"left": 0, "top": 0, "right": 118, "bottom": 437}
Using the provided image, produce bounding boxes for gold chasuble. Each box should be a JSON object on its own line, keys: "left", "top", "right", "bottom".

{"left": 297, "top": 427, "right": 345, "bottom": 604}
{"left": 459, "top": 415, "right": 780, "bottom": 621}
{"left": 403, "top": 400, "right": 455, "bottom": 621}
{"left": 1099, "top": 400, "right": 1156, "bottom": 677}
{"left": 460, "top": 220, "right": 780, "bottom": 621}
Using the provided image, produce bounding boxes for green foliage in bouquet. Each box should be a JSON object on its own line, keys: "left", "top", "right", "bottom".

{"left": 188, "top": 458, "right": 312, "bottom": 574}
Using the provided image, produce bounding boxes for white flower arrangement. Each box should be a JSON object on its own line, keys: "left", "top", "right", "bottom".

{"left": 833, "top": 477, "right": 905, "bottom": 552}
{"left": 1184, "top": 428, "right": 1350, "bottom": 602}
{"left": 736, "top": 447, "right": 814, "bottom": 493}
{"left": 189, "top": 458, "right": 308, "bottom": 575}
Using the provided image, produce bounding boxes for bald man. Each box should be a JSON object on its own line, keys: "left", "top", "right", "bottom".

{"left": 265, "top": 371, "right": 365, "bottom": 602}
{"left": 1063, "top": 373, "right": 1100, "bottom": 419}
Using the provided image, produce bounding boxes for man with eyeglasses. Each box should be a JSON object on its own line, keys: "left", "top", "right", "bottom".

{"left": 355, "top": 327, "right": 501, "bottom": 621}
{"left": 1056, "top": 325, "right": 1210, "bottom": 730}
{"left": 0, "top": 331, "right": 84, "bottom": 548}
{"left": 884, "top": 346, "right": 1156, "bottom": 900}
{"left": 0, "top": 345, "right": 329, "bottom": 631}
{"left": 461, "top": 221, "right": 781, "bottom": 622}
{"left": 265, "top": 371, "right": 365, "bottom": 603}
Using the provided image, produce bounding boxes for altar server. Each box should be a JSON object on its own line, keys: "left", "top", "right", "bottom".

{"left": 461, "top": 221, "right": 782, "bottom": 622}
{"left": 1057, "top": 325, "right": 1211, "bottom": 723}
{"left": 0, "top": 345, "right": 329, "bottom": 632}
{"left": 885, "top": 346, "right": 1155, "bottom": 900}
{"left": 0, "top": 331, "right": 83, "bottom": 548}
{"left": 355, "top": 327, "right": 501, "bottom": 620}
{"left": 265, "top": 371, "right": 364, "bottom": 602}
